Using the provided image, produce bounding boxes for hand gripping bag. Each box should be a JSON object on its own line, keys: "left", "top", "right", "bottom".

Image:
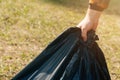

{"left": 12, "top": 27, "right": 111, "bottom": 80}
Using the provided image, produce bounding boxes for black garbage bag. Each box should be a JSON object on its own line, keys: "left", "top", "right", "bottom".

{"left": 12, "top": 27, "right": 111, "bottom": 80}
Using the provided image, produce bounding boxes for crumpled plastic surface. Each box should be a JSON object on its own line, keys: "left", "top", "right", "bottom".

{"left": 12, "top": 27, "right": 111, "bottom": 80}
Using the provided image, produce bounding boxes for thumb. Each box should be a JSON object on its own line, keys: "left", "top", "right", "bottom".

{"left": 81, "top": 29, "right": 87, "bottom": 42}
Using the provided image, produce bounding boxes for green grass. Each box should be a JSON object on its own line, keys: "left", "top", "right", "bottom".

{"left": 0, "top": 0, "right": 120, "bottom": 80}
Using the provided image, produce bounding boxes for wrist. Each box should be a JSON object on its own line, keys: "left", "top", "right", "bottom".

{"left": 85, "top": 9, "right": 102, "bottom": 21}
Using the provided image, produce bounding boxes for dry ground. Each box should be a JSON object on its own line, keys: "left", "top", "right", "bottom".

{"left": 0, "top": 0, "right": 120, "bottom": 80}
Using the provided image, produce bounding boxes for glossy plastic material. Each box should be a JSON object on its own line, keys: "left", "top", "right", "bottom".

{"left": 12, "top": 27, "right": 111, "bottom": 80}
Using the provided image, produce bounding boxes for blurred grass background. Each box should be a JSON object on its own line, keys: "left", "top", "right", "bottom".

{"left": 0, "top": 0, "right": 120, "bottom": 80}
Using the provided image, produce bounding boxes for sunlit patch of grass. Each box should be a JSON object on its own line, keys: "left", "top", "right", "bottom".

{"left": 0, "top": 0, "right": 120, "bottom": 80}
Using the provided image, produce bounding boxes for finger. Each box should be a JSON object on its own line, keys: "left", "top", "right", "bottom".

{"left": 81, "top": 29, "right": 87, "bottom": 41}
{"left": 93, "top": 22, "right": 98, "bottom": 30}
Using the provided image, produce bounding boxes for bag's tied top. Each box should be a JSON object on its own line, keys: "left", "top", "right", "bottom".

{"left": 73, "top": 27, "right": 99, "bottom": 48}
{"left": 86, "top": 30, "right": 99, "bottom": 48}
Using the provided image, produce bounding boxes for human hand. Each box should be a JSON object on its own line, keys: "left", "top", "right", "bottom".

{"left": 77, "top": 9, "right": 102, "bottom": 41}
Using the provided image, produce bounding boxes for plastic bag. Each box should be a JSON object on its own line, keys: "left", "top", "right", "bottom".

{"left": 12, "top": 27, "right": 111, "bottom": 80}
